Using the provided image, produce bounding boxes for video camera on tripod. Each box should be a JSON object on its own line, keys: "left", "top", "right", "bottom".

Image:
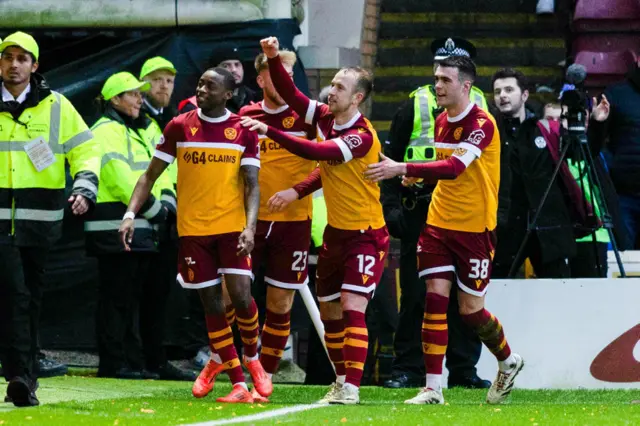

{"left": 559, "top": 64, "right": 590, "bottom": 146}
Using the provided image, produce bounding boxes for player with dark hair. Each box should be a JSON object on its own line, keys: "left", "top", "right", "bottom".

{"left": 118, "top": 67, "right": 271, "bottom": 404}
{"left": 241, "top": 36, "right": 389, "bottom": 405}
{"left": 365, "top": 55, "right": 524, "bottom": 405}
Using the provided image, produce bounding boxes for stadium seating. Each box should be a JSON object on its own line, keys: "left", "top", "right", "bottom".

{"left": 573, "top": 0, "right": 640, "bottom": 32}
{"left": 572, "top": 34, "right": 640, "bottom": 55}
{"left": 574, "top": 49, "right": 637, "bottom": 91}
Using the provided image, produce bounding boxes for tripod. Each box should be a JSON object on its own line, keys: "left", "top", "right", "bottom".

{"left": 507, "top": 124, "right": 626, "bottom": 278}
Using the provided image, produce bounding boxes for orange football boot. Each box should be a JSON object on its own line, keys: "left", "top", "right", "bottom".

{"left": 251, "top": 387, "right": 269, "bottom": 403}
{"left": 244, "top": 359, "right": 273, "bottom": 397}
{"left": 192, "top": 358, "right": 225, "bottom": 398}
{"left": 216, "top": 384, "right": 254, "bottom": 403}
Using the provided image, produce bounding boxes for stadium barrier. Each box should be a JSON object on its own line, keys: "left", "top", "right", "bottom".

{"left": 465, "top": 278, "right": 640, "bottom": 389}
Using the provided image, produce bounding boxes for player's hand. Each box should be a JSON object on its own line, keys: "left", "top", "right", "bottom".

{"left": 237, "top": 228, "right": 255, "bottom": 256}
{"left": 119, "top": 218, "right": 135, "bottom": 252}
{"left": 364, "top": 153, "right": 407, "bottom": 183}
{"left": 68, "top": 194, "right": 89, "bottom": 215}
{"left": 240, "top": 116, "right": 268, "bottom": 135}
{"left": 260, "top": 37, "right": 280, "bottom": 59}
{"left": 402, "top": 176, "right": 421, "bottom": 187}
{"left": 267, "top": 188, "right": 299, "bottom": 213}
{"left": 592, "top": 94, "right": 610, "bottom": 122}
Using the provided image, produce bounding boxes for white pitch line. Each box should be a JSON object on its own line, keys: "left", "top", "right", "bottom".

{"left": 181, "top": 403, "right": 329, "bottom": 426}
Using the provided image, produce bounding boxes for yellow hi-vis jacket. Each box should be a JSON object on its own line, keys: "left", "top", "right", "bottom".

{"left": 84, "top": 106, "right": 175, "bottom": 254}
{"left": 0, "top": 75, "right": 99, "bottom": 247}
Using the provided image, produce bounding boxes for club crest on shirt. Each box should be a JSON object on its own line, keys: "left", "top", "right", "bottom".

{"left": 453, "top": 147, "right": 468, "bottom": 157}
{"left": 188, "top": 268, "right": 195, "bottom": 281}
{"left": 343, "top": 134, "right": 362, "bottom": 149}
{"left": 282, "top": 116, "right": 295, "bottom": 129}
{"left": 190, "top": 127, "right": 199, "bottom": 136}
{"left": 534, "top": 136, "right": 547, "bottom": 149}
{"left": 224, "top": 128, "right": 238, "bottom": 140}
{"left": 454, "top": 127, "right": 463, "bottom": 140}
{"left": 466, "top": 129, "right": 486, "bottom": 145}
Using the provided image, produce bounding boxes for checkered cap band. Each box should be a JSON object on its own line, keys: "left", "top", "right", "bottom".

{"left": 434, "top": 47, "right": 471, "bottom": 58}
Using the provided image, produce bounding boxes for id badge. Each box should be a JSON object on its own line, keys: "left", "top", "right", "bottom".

{"left": 24, "top": 137, "right": 56, "bottom": 172}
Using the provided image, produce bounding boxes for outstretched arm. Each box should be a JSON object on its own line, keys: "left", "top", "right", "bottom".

{"left": 365, "top": 153, "right": 468, "bottom": 183}
{"left": 241, "top": 117, "right": 345, "bottom": 161}
{"left": 266, "top": 127, "right": 346, "bottom": 161}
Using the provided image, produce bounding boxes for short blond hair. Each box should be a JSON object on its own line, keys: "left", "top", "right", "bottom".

{"left": 255, "top": 50, "right": 297, "bottom": 73}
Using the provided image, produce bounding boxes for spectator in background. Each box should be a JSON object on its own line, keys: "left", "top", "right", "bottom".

{"left": 490, "top": 68, "right": 537, "bottom": 277}
{"left": 140, "top": 57, "right": 178, "bottom": 131}
{"left": 178, "top": 47, "right": 259, "bottom": 114}
{"left": 493, "top": 68, "right": 575, "bottom": 277}
{"left": 598, "top": 60, "right": 640, "bottom": 250}
{"left": 0, "top": 32, "right": 99, "bottom": 406}
{"left": 84, "top": 72, "right": 175, "bottom": 380}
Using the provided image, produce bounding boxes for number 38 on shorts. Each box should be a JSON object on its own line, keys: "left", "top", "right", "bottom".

{"left": 417, "top": 225, "right": 496, "bottom": 297}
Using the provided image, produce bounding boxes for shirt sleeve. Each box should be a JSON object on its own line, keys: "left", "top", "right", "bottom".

{"left": 456, "top": 118, "right": 496, "bottom": 159}
{"left": 154, "top": 118, "right": 180, "bottom": 163}
{"left": 241, "top": 130, "right": 261, "bottom": 168}
{"left": 331, "top": 127, "right": 374, "bottom": 163}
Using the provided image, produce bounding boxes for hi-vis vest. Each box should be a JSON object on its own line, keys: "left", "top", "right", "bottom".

{"left": 0, "top": 88, "right": 99, "bottom": 247}
{"left": 404, "top": 85, "right": 487, "bottom": 162}
{"left": 84, "top": 111, "right": 175, "bottom": 254}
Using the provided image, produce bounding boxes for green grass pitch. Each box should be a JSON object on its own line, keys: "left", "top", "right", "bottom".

{"left": 0, "top": 375, "right": 638, "bottom": 425}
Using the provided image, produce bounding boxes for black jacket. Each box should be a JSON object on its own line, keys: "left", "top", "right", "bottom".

{"left": 380, "top": 99, "right": 434, "bottom": 239}
{"left": 142, "top": 101, "right": 177, "bottom": 132}
{"left": 492, "top": 105, "right": 537, "bottom": 226}
{"left": 602, "top": 67, "right": 640, "bottom": 195}
{"left": 507, "top": 116, "right": 577, "bottom": 264}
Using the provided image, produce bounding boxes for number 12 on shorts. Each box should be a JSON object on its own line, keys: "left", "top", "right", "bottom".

{"left": 469, "top": 258, "right": 489, "bottom": 279}
{"left": 357, "top": 254, "right": 375, "bottom": 276}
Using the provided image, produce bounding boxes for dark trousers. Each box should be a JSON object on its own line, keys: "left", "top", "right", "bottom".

{"left": 0, "top": 245, "right": 49, "bottom": 382}
{"left": 391, "top": 205, "right": 482, "bottom": 380}
{"left": 493, "top": 234, "right": 571, "bottom": 279}
{"left": 138, "top": 241, "right": 177, "bottom": 370}
{"left": 96, "top": 252, "right": 152, "bottom": 374}
{"left": 570, "top": 242, "right": 608, "bottom": 278}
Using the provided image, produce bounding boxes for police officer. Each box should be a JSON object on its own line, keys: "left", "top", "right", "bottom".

{"left": 138, "top": 58, "right": 194, "bottom": 380}
{"left": 0, "top": 32, "right": 99, "bottom": 406}
{"left": 381, "top": 37, "right": 490, "bottom": 389}
{"left": 84, "top": 72, "right": 174, "bottom": 379}
{"left": 178, "top": 46, "right": 258, "bottom": 114}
